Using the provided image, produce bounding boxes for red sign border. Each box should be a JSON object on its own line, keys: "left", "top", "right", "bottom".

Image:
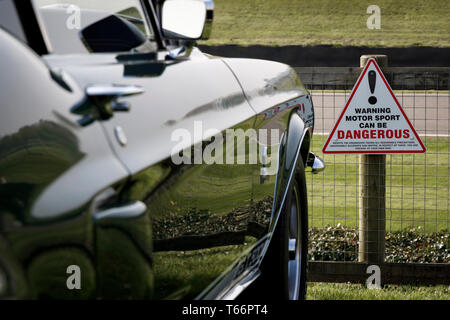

{"left": 322, "top": 58, "right": 426, "bottom": 154}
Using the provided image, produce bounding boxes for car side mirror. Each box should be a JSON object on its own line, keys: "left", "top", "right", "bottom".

{"left": 161, "top": 0, "right": 207, "bottom": 40}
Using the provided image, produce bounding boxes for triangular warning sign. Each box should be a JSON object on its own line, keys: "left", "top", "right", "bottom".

{"left": 322, "top": 58, "right": 426, "bottom": 154}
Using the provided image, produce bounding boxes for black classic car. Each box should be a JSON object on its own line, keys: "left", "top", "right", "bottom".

{"left": 0, "top": 0, "right": 324, "bottom": 300}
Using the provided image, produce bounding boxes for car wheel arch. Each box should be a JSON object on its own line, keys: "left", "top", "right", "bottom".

{"left": 268, "top": 110, "right": 309, "bottom": 234}
{"left": 244, "top": 110, "right": 310, "bottom": 299}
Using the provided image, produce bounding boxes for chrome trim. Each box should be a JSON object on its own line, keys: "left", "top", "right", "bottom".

{"left": 307, "top": 152, "right": 326, "bottom": 174}
{"left": 75, "top": 84, "right": 144, "bottom": 125}
{"left": 288, "top": 238, "right": 296, "bottom": 260}
{"left": 197, "top": 235, "right": 269, "bottom": 300}
{"left": 94, "top": 200, "right": 147, "bottom": 221}
{"left": 114, "top": 126, "right": 128, "bottom": 147}
{"left": 219, "top": 269, "right": 261, "bottom": 300}
{"left": 288, "top": 186, "right": 301, "bottom": 300}
{"left": 165, "top": 45, "right": 194, "bottom": 60}
{"left": 85, "top": 84, "right": 145, "bottom": 97}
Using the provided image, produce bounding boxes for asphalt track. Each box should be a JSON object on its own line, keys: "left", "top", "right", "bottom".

{"left": 311, "top": 92, "right": 450, "bottom": 137}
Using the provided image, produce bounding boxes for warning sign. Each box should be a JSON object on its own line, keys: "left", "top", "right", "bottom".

{"left": 322, "top": 58, "right": 426, "bottom": 154}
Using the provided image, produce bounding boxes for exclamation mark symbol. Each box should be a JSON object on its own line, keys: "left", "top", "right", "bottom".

{"left": 368, "top": 70, "right": 377, "bottom": 105}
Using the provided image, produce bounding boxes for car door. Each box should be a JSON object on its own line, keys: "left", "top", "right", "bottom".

{"left": 47, "top": 53, "right": 260, "bottom": 300}
{"left": 91, "top": 55, "right": 258, "bottom": 299}
{"left": 33, "top": 0, "right": 258, "bottom": 299}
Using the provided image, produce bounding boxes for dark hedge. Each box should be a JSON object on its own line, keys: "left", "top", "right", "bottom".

{"left": 309, "top": 225, "right": 449, "bottom": 263}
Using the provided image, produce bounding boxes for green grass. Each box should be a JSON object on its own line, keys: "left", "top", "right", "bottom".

{"left": 200, "top": 0, "right": 450, "bottom": 47}
{"left": 153, "top": 239, "right": 255, "bottom": 299}
{"left": 307, "top": 135, "right": 450, "bottom": 232}
{"left": 307, "top": 282, "right": 450, "bottom": 300}
{"left": 154, "top": 244, "right": 450, "bottom": 300}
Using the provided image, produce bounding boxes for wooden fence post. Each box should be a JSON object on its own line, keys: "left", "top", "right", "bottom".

{"left": 358, "top": 55, "right": 388, "bottom": 266}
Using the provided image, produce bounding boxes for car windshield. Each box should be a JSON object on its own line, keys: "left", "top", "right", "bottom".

{"left": 33, "top": 0, "right": 155, "bottom": 54}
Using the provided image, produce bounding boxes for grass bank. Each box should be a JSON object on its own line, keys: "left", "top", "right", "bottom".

{"left": 200, "top": 0, "right": 450, "bottom": 47}
{"left": 307, "top": 282, "right": 449, "bottom": 300}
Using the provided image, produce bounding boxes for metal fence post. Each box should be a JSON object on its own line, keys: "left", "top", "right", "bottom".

{"left": 358, "top": 55, "right": 388, "bottom": 266}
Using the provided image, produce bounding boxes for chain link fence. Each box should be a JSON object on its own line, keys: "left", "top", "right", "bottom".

{"left": 298, "top": 66, "right": 450, "bottom": 277}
